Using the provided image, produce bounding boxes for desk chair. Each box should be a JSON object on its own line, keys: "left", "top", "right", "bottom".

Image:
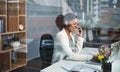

{"left": 39, "top": 34, "right": 54, "bottom": 69}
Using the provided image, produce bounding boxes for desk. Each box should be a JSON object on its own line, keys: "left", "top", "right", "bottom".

{"left": 40, "top": 60, "right": 101, "bottom": 72}
{"left": 41, "top": 47, "right": 120, "bottom": 72}
{"left": 41, "top": 47, "right": 101, "bottom": 72}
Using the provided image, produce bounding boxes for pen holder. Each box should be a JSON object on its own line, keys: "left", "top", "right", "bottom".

{"left": 102, "top": 62, "right": 111, "bottom": 72}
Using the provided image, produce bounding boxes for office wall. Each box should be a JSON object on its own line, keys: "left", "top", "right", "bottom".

{"left": 26, "top": 0, "right": 62, "bottom": 60}
{"left": 26, "top": 0, "right": 73, "bottom": 60}
{"left": 27, "top": 16, "right": 59, "bottom": 60}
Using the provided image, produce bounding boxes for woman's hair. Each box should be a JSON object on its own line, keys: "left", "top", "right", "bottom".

{"left": 64, "top": 13, "right": 76, "bottom": 25}
{"left": 55, "top": 15, "right": 65, "bottom": 30}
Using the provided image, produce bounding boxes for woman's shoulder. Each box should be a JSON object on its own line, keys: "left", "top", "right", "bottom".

{"left": 56, "top": 29, "right": 66, "bottom": 36}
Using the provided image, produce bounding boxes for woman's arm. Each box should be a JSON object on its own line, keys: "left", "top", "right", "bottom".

{"left": 55, "top": 34, "right": 73, "bottom": 56}
{"left": 56, "top": 33, "right": 93, "bottom": 61}
{"left": 75, "top": 37, "right": 84, "bottom": 53}
{"left": 74, "top": 26, "right": 84, "bottom": 54}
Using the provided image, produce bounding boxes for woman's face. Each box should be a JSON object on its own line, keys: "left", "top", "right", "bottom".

{"left": 68, "top": 18, "right": 78, "bottom": 32}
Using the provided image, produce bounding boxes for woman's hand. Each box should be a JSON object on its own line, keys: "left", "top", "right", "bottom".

{"left": 76, "top": 26, "right": 83, "bottom": 37}
{"left": 92, "top": 55, "right": 98, "bottom": 60}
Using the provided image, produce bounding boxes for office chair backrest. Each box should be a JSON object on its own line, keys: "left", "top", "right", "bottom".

{"left": 39, "top": 34, "right": 54, "bottom": 68}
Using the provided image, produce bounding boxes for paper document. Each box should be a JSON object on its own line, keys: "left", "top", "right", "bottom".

{"left": 85, "top": 60, "right": 101, "bottom": 65}
{"left": 61, "top": 64, "right": 100, "bottom": 72}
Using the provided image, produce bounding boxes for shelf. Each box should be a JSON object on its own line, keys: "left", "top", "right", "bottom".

{"left": 11, "top": 58, "right": 26, "bottom": 71}
{"left": 0, "top": 47, "right": 12, "bottom": 54}
{"left": 19, "top": 15, "right": 26, "bottom": 16}
{"left": 1, "top": 31, "right": 26, "bottom": 35}
{"left": 11, "top": 52, "right": 27, "bottom": 71}
{"left": 8, "top": 0, "right": 19, "bottom": 3}
{"left": 1, "top": 44, "right": 26, "bottom": 53}
{"left": 12, "top": 44, "right": 26, "bottom": 50}
{"left": 0, "top": 15, "right": 7, "bottom": 17}
{"left": 11, "top": 63, "right": 26, "bottom": 71}
{"left": 0, "top": 0, "right": 26, "bottom": 71}
{"left": 7, "top": 16, "right": 19, "bottom": 17}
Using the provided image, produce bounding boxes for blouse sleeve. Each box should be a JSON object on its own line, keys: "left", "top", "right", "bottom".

{"left": 75, "top": 36, "right": 84, "bottom": 54}
{"left": 55, "top": 33, "right": 93, "bottom": 61}
{"left": 55, "top": 34, "right": 73, "bottom": 56}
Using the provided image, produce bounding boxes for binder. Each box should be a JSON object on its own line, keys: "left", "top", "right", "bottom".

{"left": 0, "top": 20, "right": 1, "bottom": 33}
{"left": 1, "top": 20, "right": 5, "bottom": 33}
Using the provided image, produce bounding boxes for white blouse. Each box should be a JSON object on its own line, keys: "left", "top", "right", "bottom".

{"left": 52, "top": 29, "right": 93, "bottom": 64}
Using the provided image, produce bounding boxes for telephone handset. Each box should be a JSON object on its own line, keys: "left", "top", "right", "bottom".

{"left": 76, "top": 27, "right": 83, "bottom": 37}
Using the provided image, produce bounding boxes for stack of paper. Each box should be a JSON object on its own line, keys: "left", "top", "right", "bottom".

{"left": 61, "top": 64, "right": 100, "bottom": 72}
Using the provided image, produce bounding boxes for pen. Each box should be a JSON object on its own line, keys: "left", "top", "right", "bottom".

{"left": 61, "top": 66, "right": 70, "bottom": 72}
{"left": 61, "top": 66, "right": 80, "bottom": 72}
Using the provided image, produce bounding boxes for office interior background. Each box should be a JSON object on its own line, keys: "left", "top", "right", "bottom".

{"left": 27, "top": 0, "right": 120, "bottom": 61}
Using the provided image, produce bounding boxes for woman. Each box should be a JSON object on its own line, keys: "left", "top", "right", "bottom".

{"left": 52, "top": 13, "right": 93, "bottom": 64}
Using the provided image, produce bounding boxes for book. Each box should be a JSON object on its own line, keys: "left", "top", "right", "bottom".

{"left": 0, "top": 20, "right": 5, "bottom": 33}
{"left": 0, "top": 20, "right": 1, "bottom": 33}
{"left": 8, "top": 0, "right": 19, "bottom": 3}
